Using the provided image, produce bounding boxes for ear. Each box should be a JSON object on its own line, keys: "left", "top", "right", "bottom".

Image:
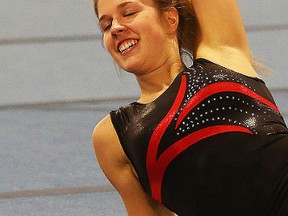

{"left": 163, "top": 7, "right": 179, "bottom": 35}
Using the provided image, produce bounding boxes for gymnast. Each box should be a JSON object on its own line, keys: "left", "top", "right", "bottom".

{"left": 92, "top": 0, "right": 288, "bottom": 215}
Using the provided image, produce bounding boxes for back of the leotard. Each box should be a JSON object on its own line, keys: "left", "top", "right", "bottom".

{"left": 110, "top": 58, "right": 288, "bottom": 216}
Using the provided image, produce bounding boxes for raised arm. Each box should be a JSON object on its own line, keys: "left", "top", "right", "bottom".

{"left": 93, "top": 115, "right": 174, "bottom": 216}
{"left": 190, "top": 0, "right": 257, "bottom": 76}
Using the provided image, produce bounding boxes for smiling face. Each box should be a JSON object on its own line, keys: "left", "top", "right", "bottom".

{"left": 97, "top": 0, "right": 181, "bottom": 75}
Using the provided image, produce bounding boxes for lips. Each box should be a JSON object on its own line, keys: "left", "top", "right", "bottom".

{"left": 118, "top": 39, "right": 138, "bottom": 53}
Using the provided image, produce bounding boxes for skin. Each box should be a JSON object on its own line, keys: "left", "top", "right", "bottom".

{"left": 93, "top": 0, "right": 259, "bottom": 215}
{"left": 98, "top": 0, "right": 183, "bottom": 103}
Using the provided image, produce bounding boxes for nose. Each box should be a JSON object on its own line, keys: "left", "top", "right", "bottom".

{"left": 111, "top": 19, "right": 126, "bottom": 37}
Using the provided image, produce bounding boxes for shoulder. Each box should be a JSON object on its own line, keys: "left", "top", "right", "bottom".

{"left": 92, "top": 114, "right": 114, "bottom": 150}
{"left": 92, "top": 114, "right": 129, "bottom": 178}
{"left": 93, "top": 102, "right": 138, "bottom": 167}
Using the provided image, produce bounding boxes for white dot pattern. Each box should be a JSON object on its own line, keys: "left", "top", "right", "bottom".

{"left": 172, "top": 61, "right": 284, "bottom": 137}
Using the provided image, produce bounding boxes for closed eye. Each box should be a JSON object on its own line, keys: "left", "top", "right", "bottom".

{"left": 100, "top": 22, "right": 112, "bottom": 32}
{"left": 103, "top": 24, "right": 112, "bottom": 31}
{"left": 123, "top": 11, "right": 137, "bottom": 17}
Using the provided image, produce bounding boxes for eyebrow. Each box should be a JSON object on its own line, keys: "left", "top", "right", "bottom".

{"left": 99, "top": 1, "right": 136, "bottom": 22}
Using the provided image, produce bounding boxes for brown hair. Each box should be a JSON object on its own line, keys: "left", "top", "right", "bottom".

{"left": 93, "top": 0, "right": 197, "bottom": 56}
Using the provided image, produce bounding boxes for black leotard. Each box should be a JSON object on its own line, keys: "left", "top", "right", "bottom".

{"left": 110, "top": 58, "right": 288, "bottom": 216}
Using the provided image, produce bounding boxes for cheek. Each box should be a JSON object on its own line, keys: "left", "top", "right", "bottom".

{"left": 142, "top": 24, "right": 167, "bottom": 50}
{"left": 103, "top": 34, "right": 109, "bottom": 47}
{"left": 139, "top": 14, "right": 167, "bottom": 43}
{"left": 103, "top": 35, "right": 114, "bottom": 53}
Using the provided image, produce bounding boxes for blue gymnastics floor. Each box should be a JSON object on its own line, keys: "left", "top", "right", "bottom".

{"left": 0, "top": 92, "right": 287, "bottom": 216}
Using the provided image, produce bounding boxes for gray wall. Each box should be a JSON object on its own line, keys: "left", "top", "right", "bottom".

{"left": 0, "top": 0, "right": 138, "bottom": 106}
{"left": 1, "top": 0, "right": 287, "bottom": 106}
{"left": 240, "top": 0, "right": 288, "bottom": 88}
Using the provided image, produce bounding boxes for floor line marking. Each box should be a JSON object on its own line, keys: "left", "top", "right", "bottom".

{"left": 0, "top": 184, "right": 114, "bottom": 199}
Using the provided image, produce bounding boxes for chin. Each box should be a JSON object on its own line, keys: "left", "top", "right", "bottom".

{"left": 115, "top": 53, "right": 152, "bottom": 75}
{"left": 118, "top": 61, "right": 142, "bottom": 74}
{"left": 122, "top": 66, "right": 139, "bottom": 74}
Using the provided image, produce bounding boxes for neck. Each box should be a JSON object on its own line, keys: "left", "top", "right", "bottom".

{"left": 135, "top": 61, "right": 184, "bottom": 104}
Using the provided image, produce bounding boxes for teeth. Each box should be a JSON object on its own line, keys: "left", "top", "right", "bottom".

{"left": 119, "top": 40, "right": 138, "bottom": 53}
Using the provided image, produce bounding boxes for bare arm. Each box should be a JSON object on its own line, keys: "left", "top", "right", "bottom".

{"left": 93, "top": 115, "right": 174, "bottom": 216}
{"left": 190, "top": 0, "right": 257, "bottom": 76}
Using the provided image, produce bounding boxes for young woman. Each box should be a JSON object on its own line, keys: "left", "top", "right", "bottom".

{"left": 92, "top": 0, "right": 288, "bottom": 215}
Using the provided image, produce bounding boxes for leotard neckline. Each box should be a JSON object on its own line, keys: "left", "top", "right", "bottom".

{"left": 133, "top": 58, "right": 264, "bottom": 106}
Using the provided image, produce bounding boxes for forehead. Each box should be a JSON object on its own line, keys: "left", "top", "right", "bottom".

{"left": 97, "top": 0, "right": 154, "bottom": 17}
